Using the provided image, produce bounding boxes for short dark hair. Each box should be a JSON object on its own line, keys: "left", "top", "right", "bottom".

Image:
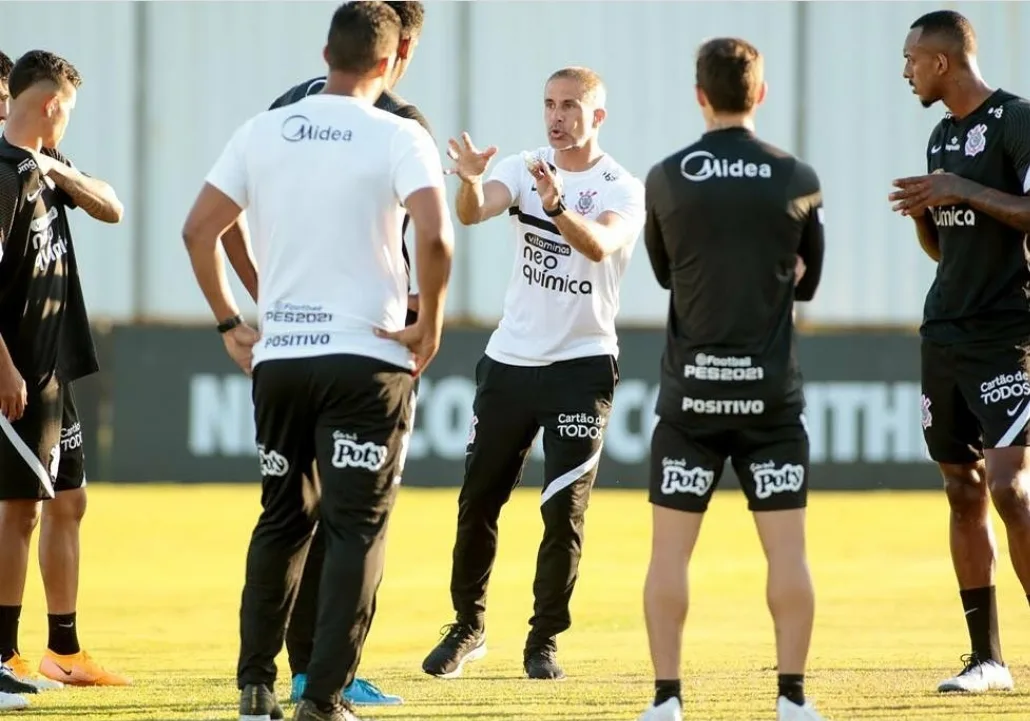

{"left": 9, "top": 50, "right": 82, "bottom": 99}
{"left": 326, "top": 1, "right": 402, "bottom": 75}
{"left": 384, "top": 1, "right": 424, "bottom": 38}
{"left": 0, "top": 51, "right": 13, "bottom": 84}
{"left": 910, "top": 10, "right": 977, "bottom": 55}
{"left": 695, "top": 38, "right": 763, "bottom": 114}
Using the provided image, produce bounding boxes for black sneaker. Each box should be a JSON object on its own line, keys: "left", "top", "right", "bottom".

{"left": 421, "top": 622, "right": 487, "bottom": 678}
{"left": 0, "top": 665, "right": 37, "bottom": 695}
{"left": 238, "top": 683, "right": 284, "bottom": 721}
{"left": 524, "top": 643, "right": 565, "bottom": 680}
{"left": 293, "top": 698, "right": 363, "bottom": 721}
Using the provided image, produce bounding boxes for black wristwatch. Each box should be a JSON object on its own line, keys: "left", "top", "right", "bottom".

{"left": 543, "top": 198, "right": 566, "bottom": 217}
{"left": 217, "top": 314, "right": 244, "bottom": 334}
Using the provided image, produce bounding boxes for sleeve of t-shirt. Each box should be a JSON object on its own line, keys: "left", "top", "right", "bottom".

{"left": 204, "top": 117, "right": 254, "bottom": 208}
{"left": 0, "top": 164, "right": 19, "bottom": 247}
{"left": 486, "top": 154, "right": 524, "bottom": 207}
{"left": 41, "top": 147, "right": 79, "bottom": 209}
{"left": 391, "top": 122, "right": 445, "bottom": 205}
{"left": 791, "top": 161, "right": 825, "bottom": 302}
{"left": 643, "top": 162, "right": 671, "bottom": 290}
{"left": 1002, "top": 100, "right": 1030, "bottom": 195}
{"left": 604, "top": 175, "right": 646, "bottom": 232}
{"left": 268, "top": 77, "right": 325, "bottom": 111}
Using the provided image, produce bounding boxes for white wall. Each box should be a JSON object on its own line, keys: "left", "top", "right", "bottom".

{"left": 2, "top": 0, "right": 1028, "bottom": 326}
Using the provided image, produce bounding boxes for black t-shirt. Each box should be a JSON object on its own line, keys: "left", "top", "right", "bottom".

{"left": 645, "top": 127, "right": 825, "bottom": 424}
{"left": 921, "top": 89, "right": 1030, "bottom": 344}
{"left": 268, "top": 78, "right": 432, "bottom": 325}
{"left": 0, "top": 139, "right": 97, "bottom": 385}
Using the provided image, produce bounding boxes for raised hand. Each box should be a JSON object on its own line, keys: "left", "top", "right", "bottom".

{"left": 445, "top": 132, "right": 498, "bottom": 183}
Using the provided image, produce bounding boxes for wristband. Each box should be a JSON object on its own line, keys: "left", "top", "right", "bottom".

{"left": 543, "top": 198, "right": 566, "bottom": 217}
{"left": 217, "top": 314, "right": 244, "bottom": 334}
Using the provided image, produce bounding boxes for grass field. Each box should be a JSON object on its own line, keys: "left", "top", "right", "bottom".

{"left": 10, "top": 485, "right": 1030, "bottom": 720}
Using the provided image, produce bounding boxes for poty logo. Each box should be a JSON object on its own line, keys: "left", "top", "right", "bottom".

{"left": 930, "top": 207, "right": 976, "bottom": 227}
{"left": 680, "top": 150, "right": 772, "bottom": 182}
{"left": 331, "top": 432, "right": 388, "bottom": 471}
{"left": 660, "top": 458, "right": 714, "bottom": 496}
{"left": 258, "top": 446, "right": 290, "bottom": 477}
{"left": 281, "top": 114, "right": 353, "bottom": 143}
{"left": 751, "top": 461, "right": 805, "bottom": 500}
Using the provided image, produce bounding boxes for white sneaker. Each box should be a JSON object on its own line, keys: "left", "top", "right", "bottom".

{"left": 0, "top": 691, "right": 29, "bottom": 710}
{"left": 636, "top": 697, "right": 683, "bottom": 721}
{"left": 777, "top": 696, "right": 827, "bottom": 721}
{"left": 937, "top": 655, "right": 1014, "bottom": 693}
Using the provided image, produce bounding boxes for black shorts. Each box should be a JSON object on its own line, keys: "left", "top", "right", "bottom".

{"left": 0, "top": 379, "right": 86, "bottom": 501}
{"left": 251, "top": 353, "right": 416, "bottom": 524}
{"left": 649, "top": 410, "right": 809, "bottom": 513}
{"left": 921, "top": 337, "right": 1030, "bottom": 463}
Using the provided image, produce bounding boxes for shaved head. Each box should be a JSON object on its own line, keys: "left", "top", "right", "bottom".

{"left": 910, "top": 10, "right": 977, "bottom": 59}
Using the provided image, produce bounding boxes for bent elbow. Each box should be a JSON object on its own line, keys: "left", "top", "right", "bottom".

{"left": 104, "top": 201, "right": 125, "bottom": 224}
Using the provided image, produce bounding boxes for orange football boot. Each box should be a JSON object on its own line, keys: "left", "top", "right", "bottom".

{"left": 38, "top": 650, "right": 131, "bottom": 686}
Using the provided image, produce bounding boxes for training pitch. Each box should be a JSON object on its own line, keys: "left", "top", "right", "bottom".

{"left": 11, "top": 485, "right": 1030, "bottom": 720}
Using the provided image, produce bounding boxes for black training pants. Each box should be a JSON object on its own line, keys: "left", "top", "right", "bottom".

{"left": 449, "top": 353, "right": 618, "bottom": 648}
{"left": 235, "top": 354, "right": 415, "bottom": 707}
{"left": 285, "top": 376, "right": 421, "bottom": 677}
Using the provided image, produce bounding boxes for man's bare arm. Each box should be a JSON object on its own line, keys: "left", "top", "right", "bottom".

{"left": 456, "top": 179, "right": 512, "bottom": 226}
{"left": 44, "top": 160, "right": 123, "bottom": 224}
{"left": 182, "top": 183, "right": 245, "bottom": 323}
{"left": 912, "top": 211, "right": 941, "bottom": 262}
{"left": 221, "top": 216, "right": 258, "bottom": 302}
{"left": 959, "top": 182, "right": 1030, "bottom": 234}
{"left": 405, "top": 186, "right": 454, "bottom": 328}
{"left": 552, "top": 210, "right": 635, "bottom": 263}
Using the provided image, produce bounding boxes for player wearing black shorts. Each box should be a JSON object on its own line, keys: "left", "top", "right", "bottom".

{"left": 219, "top": 2, "right": 429, "bottom": 708}
{"left": 182, "top": 4, "right": 452, "bottom": 721}
{"left": 635, "top": 39, "right": 827, "bottom": 721}
{"left": 0, "top": 50, "right": 128, "bottom": 698}
{"left": 890, "top": 10, "right": 1030, "bottom": 695}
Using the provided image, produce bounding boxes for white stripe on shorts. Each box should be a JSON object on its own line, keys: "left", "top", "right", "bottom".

{"left": 0, "top": 414, "right": 55, "bottom": 498}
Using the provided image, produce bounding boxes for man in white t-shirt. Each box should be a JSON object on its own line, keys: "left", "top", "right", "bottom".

{"left": 181, "top": 4, "right": 453, "bottom": 721}
{"left": 421, "top": 66, "right": 645, "bottom": 682}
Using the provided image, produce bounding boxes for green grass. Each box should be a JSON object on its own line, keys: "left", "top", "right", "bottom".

{"left": 11, "top": 485, "right": 1030, "bottom": 720}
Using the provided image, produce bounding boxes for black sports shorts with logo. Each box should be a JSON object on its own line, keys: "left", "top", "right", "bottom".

{"left": 0, "top": 378, "right": 87, "bottom": 501}
{"left": 921, "top": 336, "right": 1030, "bottom": 463}
{"left": 649, "top": 407, "right": 810, "bottom": 514}
{"left": 237, "top": 353, "right": 415, "bottom": 704}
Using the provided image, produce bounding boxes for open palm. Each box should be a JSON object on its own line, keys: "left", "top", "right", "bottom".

{"left": 446, "top": 132, "right": 498, "bottom": 182}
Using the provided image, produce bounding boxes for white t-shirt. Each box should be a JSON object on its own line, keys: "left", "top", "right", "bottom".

{"left": 484, "top": 146, "right": 645, "bottom": 366}
{"left": 205, "top": 94, "right": 445, "bottom": 371}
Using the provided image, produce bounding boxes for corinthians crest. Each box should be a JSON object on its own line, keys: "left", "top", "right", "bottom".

{"left": 575, "top": 190, "right": 598, "bottom": 215}
{"left": 964, "top": 123, "right": 987, "bottom": 157}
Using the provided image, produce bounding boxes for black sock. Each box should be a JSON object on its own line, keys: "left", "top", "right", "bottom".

{"left": 47, "top": 613, "right": 80, "bottom": 655}
{"left": 654, "top": 679, "right": 681, "bottom": 706}
{"left": 778, "top": 674, "right": 805, "bottom": 706}
{"left": 960, "top": 586, "right": 1002, "bottom": 663}
{"left": 0, "top": 606, "right": 20, "bottom": 662}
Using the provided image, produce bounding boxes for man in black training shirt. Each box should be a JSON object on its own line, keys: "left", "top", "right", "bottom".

{"left": 218, "top": 2, "right": 427, "bottom": 709}
{"left": 890, "top": 10, "right": 1030, "bottom": 695}
{"left": 0, "top": 50, "right": 128, "bottom": 697}
{"left": 636, "top": 39, "right": 826, "bottom": 721}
